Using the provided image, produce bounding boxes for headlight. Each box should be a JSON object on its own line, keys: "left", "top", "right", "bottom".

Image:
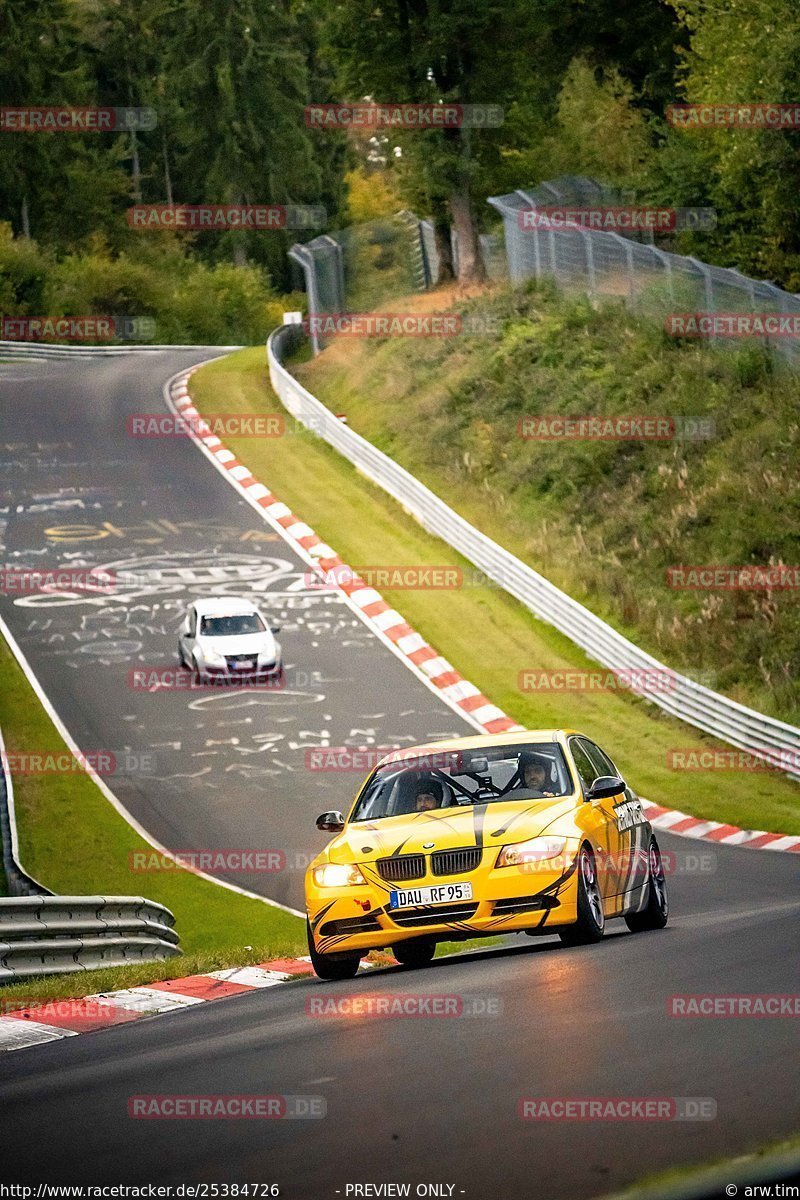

{"left": 496, "top": 836, "right": 568, "bottom": 870}
{"left": 313, "top": 863, "right": 366, "bottom": 888}
{"left": 202, "top": 646, "right": 225, "bottom": 665}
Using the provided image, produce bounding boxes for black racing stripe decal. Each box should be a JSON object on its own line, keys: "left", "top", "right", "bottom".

{"left": 490, "top": 802, "right": 548, "bottom": 839}
{"left": 537, "top": 855, "right": 579, "bottom": 896}
{"left": 311, "top": 901, "right": 336, "bottom": 931}
{"left": 389, "top": 810, "right": 468, "bottom": 856}
{"left": 317, "top": 934, "right": 350, "bottom": 952}
{"left": 358, "top": 864, "right": 393, "bottom": 896}
{"left": 616, "top": 792, "right": 636, "bottom": 898}
{"left": 622, "top": 819, "right": 641, "bottom": 899}
{"left": 472, "top": 802, "right": 489, "bottom": 848}
{"left": 422, "top": 812, "right": 471, "bottom": 834}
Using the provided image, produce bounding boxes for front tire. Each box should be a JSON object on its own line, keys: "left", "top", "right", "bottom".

{"left": 559, "top": 845, "right": 605, "bottom": 946}
{"left": 307, "top": 919, "right": 361, "bottom": 981}
{"left": 393, "top": 937, "right": 436, "bottom": 969}
{"left": 624, "top": 837, "right": 669, "bottom": 932}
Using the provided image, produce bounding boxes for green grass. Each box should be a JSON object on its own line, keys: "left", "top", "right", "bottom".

{"left": 0, "top": 636, "right": 305, "bottom": 1000}
{"left": 189, "top": 346, "right": 800, "bottom": 834}
{"left": 0, "top": 949, "right": 303, "bottom": 1009}
{"left": 295, "top": 279, "right": 800, "bottom": 728}
{"left": 596, "top": 1130, "right": 800, "bottom": 1200}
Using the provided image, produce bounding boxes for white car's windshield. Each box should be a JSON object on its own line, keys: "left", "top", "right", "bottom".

{"left": 352, "top": 743, "right": 573, "bottom": 822}
{"left": 200, "top": 613, "right": 266, "bottom": 636}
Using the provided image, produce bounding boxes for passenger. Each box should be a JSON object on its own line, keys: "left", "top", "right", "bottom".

{"left": 414, "top": 777, "right": 445, "bottom": 812}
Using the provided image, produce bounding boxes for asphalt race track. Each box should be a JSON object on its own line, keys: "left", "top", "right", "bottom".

{"left": 1, "top": 351, "right": 798, "bottom": 1195}
{"left": 2, "top": 843, "right": 799, "bottom": 1195}
{"left": 0, "top": 350, "right": 465, "bottom": 910}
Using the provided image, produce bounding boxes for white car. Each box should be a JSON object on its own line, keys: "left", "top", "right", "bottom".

{"left": 178, "top": 597, "right": 282, "bottom": 680}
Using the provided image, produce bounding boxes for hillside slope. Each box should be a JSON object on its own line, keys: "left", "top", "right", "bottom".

{"left": 294, "top": 281, "right": 800, "bottom": 726}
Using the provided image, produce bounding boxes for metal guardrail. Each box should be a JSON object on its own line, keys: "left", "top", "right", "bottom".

{"left": 0, "top": 341, "right": 242, "bottom": 359}
{"left": 0, "top": 726, "right": 181, "bottom": 980}
{"left": 488, "top": 175, "right": 800, "bottom": 369}
{"left": 267, "top": 323, "right": 800, "bottom": 781}
{"left": 0, "top": 896, "right": 180, "bottom": 982}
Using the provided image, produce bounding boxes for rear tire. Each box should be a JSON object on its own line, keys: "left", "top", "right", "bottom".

{"left": 559, "top": 845, "right": 605, "bottom": 946}
{"left": 624, "top": 837, "right": 669, "bottom": 932}
{"left": 393, "top": 937, "right": 436, "bottom": 969}
{"left": 307, "top": 919, "right": 361, "bottom": 981}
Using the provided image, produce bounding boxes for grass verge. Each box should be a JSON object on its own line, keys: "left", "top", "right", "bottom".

{"left": 297, "top": 281, "right": 800, "bottom": 727}
{"left": 596, "top": 1130, "right": 800, "bottom": 1200}
{"left": 0, "top": 635, "right": 305, "bottom": 1001}
{"left": 190, "top": 346, "right": 800, "bottom": 833}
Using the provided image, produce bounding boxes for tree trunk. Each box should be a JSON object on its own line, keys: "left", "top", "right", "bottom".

{"left": 162, "top": 132, "right": 173, "bottom": 205}
{"left": 431, "top": 198, "right": 455, "bottom": 284}
{"left": 449, "top": 183, "right": 485, "bottom": 284}
{"left": 21, "top": 194, "right": 30, "bottom": 239}
{"left": 130, "top": 130, "right": 142, "bottom": 204}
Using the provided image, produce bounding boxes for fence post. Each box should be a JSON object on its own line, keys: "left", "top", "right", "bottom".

{"left": 516, "top": 191, "right": 542, "bottom": 281}
{"left": 320, "top": 234, "right": 346, "bottom": 312}
{"left": 649, "top": 246, "right": 676, "bottom": 307}
{"left": 686, "top": 256, "right": 715, "bottom": 343}
{"left": 580, "top": 228, "right": 597, "bottom": 297}
{"left": 287, "top": 245, "right": 321, "bottom": 356}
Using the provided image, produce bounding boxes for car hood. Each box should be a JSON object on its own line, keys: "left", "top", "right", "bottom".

{"left": 197, "top": 632, "right": 276, "bottom": 656}
{"left": 326, "top": 795, "right": 578, "bottom": 864}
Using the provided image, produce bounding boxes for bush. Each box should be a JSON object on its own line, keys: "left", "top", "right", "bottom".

{"left": 0, "top": 227, "right": 287, "bottom": 345}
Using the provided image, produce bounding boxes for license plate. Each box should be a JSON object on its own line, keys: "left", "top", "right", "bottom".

{"left": 233, "top": 660, "right": 254, "bottom": 670}
{"left": 389, "top": 882, "right": 473, "bottom": 909}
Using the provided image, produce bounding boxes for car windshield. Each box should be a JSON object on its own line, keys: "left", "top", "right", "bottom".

{"left": 200, "top": 613, "right": 266, "bottom": 637}
{"left": 351, "top": 743, "right": 573, "bottom": 822}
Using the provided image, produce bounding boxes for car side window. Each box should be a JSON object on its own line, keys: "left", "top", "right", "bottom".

{"left": 188, "top": 608, "right": 197, "bottom": 637}
{"left": 569, "top": 739, "right": 597, "bottom": 792}
{"left": 580, "top": 739, "right": 618, "bottom": 779}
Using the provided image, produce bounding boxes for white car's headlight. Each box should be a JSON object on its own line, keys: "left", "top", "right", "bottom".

{"left": 313, "top": 863, "right": 366, "bottom": 888}
{"left": 201, "top": 646, "right": 225, "bottom": 665}
{"left": 496, "top": 836, "right": 568, "bottom": 869}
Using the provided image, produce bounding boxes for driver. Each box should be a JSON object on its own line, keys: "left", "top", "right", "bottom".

{"left": 516, "top": 751, "right": 555, "bottom": 798}
{"left": 414, "top": 776, "right": 444, "bottom": 812}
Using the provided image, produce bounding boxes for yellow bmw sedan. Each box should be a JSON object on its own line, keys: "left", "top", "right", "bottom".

{"left": 305, "top": 730, "right": 668, "bottom": 979}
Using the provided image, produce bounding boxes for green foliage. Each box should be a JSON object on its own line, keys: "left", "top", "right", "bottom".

{"left": 0, "top": 225, "right": 285, "bottom": 343}
{"left": 297, "top": 281, "right": 800, "bottom": 725}
{"left": 660, "top": 0, "right": 800, "bottom": 289}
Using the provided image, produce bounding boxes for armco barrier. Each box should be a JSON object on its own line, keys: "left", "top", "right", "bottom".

{"left": 0, "top": 725, "right": 180, "bottom": 980}
{"left": 0, "top": 340, "right": 243, "bottom": 358}
{"left": 0, "top": 896, "right": 180, "bottom": 982}
{"left": 267, "top": 323, "right": 800, "bottom": 781}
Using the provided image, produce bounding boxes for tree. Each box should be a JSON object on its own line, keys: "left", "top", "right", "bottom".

{"left": 0, "top": 0, "right": 128, "bottom": 248}
{"left": 327, "top": 0, "right": 569, "bottom": 283}
{"left": 661, "top": 0, "right": 800, "bottom": 288}
{"left": 161, "top": 0, "right": 325, "bottom": 275}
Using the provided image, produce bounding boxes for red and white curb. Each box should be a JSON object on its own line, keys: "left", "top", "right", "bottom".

{"left": 168, "top": 369, "right": 521, "bottom": 738}
{"left": 0, "top": 956, "right": 387, "bottom": 1054}
{"left": 642, "top": 802, "right": 800, "bottom": 852}
{"left": 167, "top": 368, "right": 800, "bottom": 856}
